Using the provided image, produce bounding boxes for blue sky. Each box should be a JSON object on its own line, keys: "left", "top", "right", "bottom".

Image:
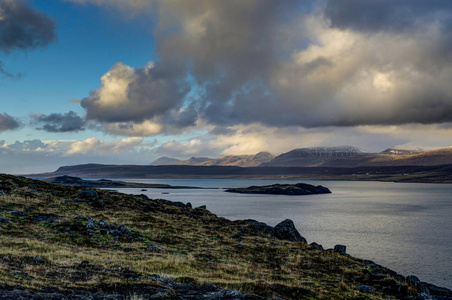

{"left": 2, "top": 0, "right": 452, "bottom": 173}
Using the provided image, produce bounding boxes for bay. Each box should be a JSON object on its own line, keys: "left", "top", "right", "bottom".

{"left": 112, "top": 179, "right": 451, "bottom": 289}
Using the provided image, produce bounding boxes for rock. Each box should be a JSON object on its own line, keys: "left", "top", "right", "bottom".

{"left": 334, "top": 244, "right": 346, "bottom": 255}
{"left": 310, "top": 242, "right": 324, "bottom": 250}
{"left": 32, "top": 255, "right": 46, "bottom": 264}
{"left": 61, "top": 200, "right": 71, "bottom": 205}
{"left": 78, "top": 189, "right": 98, "bottom": 200}
{"left": 421, "top": 281, "right": 452, "bottom": 298}
{"left": 150, "top": 292, "right": 167, "bottom": 299}
{"left": 11, "top": 210, "right": 28, "bottom": 216}
{"left": 0, "top": 217, "right": 10, "bottom": 225}
{"left": 0, "top": 191, "right": 5, "bottom": 196}
{"left": 406, "top": 275, "right": 421, "bottom": 285}
{"left": 356, "top": 285, "right": 373, "bottom": 294}
{"left": 186, "top": 202, "right": 192, "bottom": 209}
{"left": 198, "top": 205, "right": 207, "bottom": 209}
{"left": 416, "top": 293, "right": 433, "bottom": 300}
{"left": 273, "top": 219, "right": 307, "bottom": 243}
{"left": 33, "top": 215, "right": 58, "bottom": 223}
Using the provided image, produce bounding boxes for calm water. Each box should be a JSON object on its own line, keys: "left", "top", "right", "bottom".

{"left": 112, "top": 179, "right": 451, "bottom": 289}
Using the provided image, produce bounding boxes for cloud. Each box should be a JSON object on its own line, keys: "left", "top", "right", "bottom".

{"left": 0, "top": 0, "right": 56, "bottom": 79}
{"left": 0, "top": 112, "right": 20, "bottom": 131}
{"left": 324, "top": 0, "right": 452, "bottom": 33}
{"left": 71, "top": 1, "right": 452, "bottom": 133}
{"left": 66, "top": 137, "right": 143, "bottom": 155}
{"left": 33, "top": 111, "right": 85, "bottom": 132}
{"left": 8, "top": 139, "right": 47, "bottom": 151}
{"left": 0, "top": 137, "right": 149, "bottom": 174}
{"left": 81, "top": 62, "right": 188, "bottom": 123}
{"left": 0, "top": 0, "right": 56, "bottom": 53}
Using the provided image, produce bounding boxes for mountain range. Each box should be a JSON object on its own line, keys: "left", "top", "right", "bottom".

{"left": 151, "top": 146, "right": 452, "bottom": 168}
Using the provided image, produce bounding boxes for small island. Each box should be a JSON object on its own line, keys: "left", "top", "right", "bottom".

{"left": 225, "top": 182, "right": 331, "bottom": 195}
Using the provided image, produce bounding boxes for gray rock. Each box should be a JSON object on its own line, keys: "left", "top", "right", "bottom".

{"left": 11, "top": 210, "right": 27, "bottom": 216}
{"left": 334, "top": 244, "right": 346, "bottom": 255}
{"left": 32, "top": 255, "right": 46, "bottom": 264}
{"left": 406, "top": 275, "right": 421, "bottom": 286}
{"left": 273, "top": 219, "right": 307, "bottom": 243}
{"left": 78, "top": 189, "right": 98, "bottom": 200}
{"left": 0, "top": 191, "right": 5, "bottom": 196}
{"left": 356, "top": 285, "right": 373, "bottom": 294}
{"left": 150, "top": 292, "right": 167, "bottom": 299}
{"left": 310, "top": 242, "right": 324, "bottom": 250}
{"left": 0, "top": 217, "right": 10, "bottom": 225}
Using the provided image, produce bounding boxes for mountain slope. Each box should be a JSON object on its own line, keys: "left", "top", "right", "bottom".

{"left": 168, "top": 152, "right": 275, "bottom": 167}
{"left": 261, "top": 146, "right": 362, "bottom": 167}
{"left": 150, "top": 156, "right": 180, "bottom": 165}
{"left": 263, "top": 146, "right": 452, "bottom": 168}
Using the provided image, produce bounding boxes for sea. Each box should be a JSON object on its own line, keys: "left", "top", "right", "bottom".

{"left": 110, "top": 179, "right": 451, "bottom": 289}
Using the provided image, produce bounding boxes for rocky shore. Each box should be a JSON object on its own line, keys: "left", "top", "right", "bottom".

{"left": 0, "top": 174, "right": 450, "bottom": 299}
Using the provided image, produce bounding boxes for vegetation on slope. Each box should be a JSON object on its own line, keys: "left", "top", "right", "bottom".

{"left": 0, "top": 174, "right": 449, "bottom": 299}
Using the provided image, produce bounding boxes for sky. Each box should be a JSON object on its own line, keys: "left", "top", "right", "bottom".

{"left": 1, "top": 0, "right": 452, "bottom": 174}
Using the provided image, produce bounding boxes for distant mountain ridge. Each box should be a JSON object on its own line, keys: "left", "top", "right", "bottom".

{"left": 150, "top": 157, "right": 181, "bottom": 165}
{"left": 151, "top": 146, "right": 452, "bottom": 168}
{"left": 152, "top": 152, "right": 275, "bottom": 167}
{"left": 261, "top": 146, "right": 361, "bottom": 167}
{"left": 263, "top": 146, "right": 452, "bottom": 167}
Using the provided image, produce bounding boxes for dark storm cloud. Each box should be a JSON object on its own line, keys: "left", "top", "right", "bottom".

{"left": 324, "top": 0, "right": 452, "bottom": 33}
{"left": 76, "top": 0, "right": 452, "bottom": 132}
{"left": 80, "top": 62, "right": 188, "bottom": 124}
{"left": 33, "top": 111, "right": 85, "bottom": 132}
{"left": 0, "top": 0, "right": 56, "bottom": 53}
{"left": 0, "top": 112, "right": 20, "bottom": 131}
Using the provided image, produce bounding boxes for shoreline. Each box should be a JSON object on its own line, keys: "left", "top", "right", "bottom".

{"left": 0, "top": 173, "right": 451, "bottom": 299}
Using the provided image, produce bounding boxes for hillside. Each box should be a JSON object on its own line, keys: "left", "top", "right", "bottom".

{"left": 152, "top": 152, "right": 275, "bottom": 167}
{"left": 0, "top": 173, "right": 450, "bottom": 299}
{"left": 263, "top": 146, "right": 452, "bottom": 168}
{"left": 261, "top": 146, "right": 362, "bottom": 167}
{"left": 150, "top": 157, "right": 181, "bottom": 165}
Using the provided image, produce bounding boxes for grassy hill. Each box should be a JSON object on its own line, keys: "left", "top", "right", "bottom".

{"left": 0, "top": 173, "right": 450, "bottom": 299}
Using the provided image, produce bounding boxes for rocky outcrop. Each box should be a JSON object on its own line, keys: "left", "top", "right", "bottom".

{"left": 274, "top": 219, "right": 307, "bottom": 243}
{"left": 231, "top": 219, "right": 307, "bottom": 243}
{"left": 225, "top": 183, "right": 331, "bottom": 195}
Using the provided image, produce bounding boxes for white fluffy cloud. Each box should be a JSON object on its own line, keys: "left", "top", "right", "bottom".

{"left": 66, "top": 137, "right": 143, "bottom": 155}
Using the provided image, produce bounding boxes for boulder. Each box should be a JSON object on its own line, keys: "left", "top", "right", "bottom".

{"left": 334, "top": 244, "right": 346, "bottom": 255}
{"left": 310, "top": 242, "right": 324, "bottom": 250}
{"left": 78, "top": 189, "right": 98, "bottom": 200}
{"left": 0, "top": 217, "right": 10, "bottom": 225}
{"left": 356, "top": 285, "right": 373, "bottom": 294}
{"left": 273, "top": 219, "right": 307, "bottom": 243}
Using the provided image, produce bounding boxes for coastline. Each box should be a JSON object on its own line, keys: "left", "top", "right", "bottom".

{"left": 0, "top": 173, "right": 450, "bottom": 299}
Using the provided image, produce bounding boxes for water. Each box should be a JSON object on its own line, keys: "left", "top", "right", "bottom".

{"left": 111, "top": 179, "right": 451, "bottom": 289}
